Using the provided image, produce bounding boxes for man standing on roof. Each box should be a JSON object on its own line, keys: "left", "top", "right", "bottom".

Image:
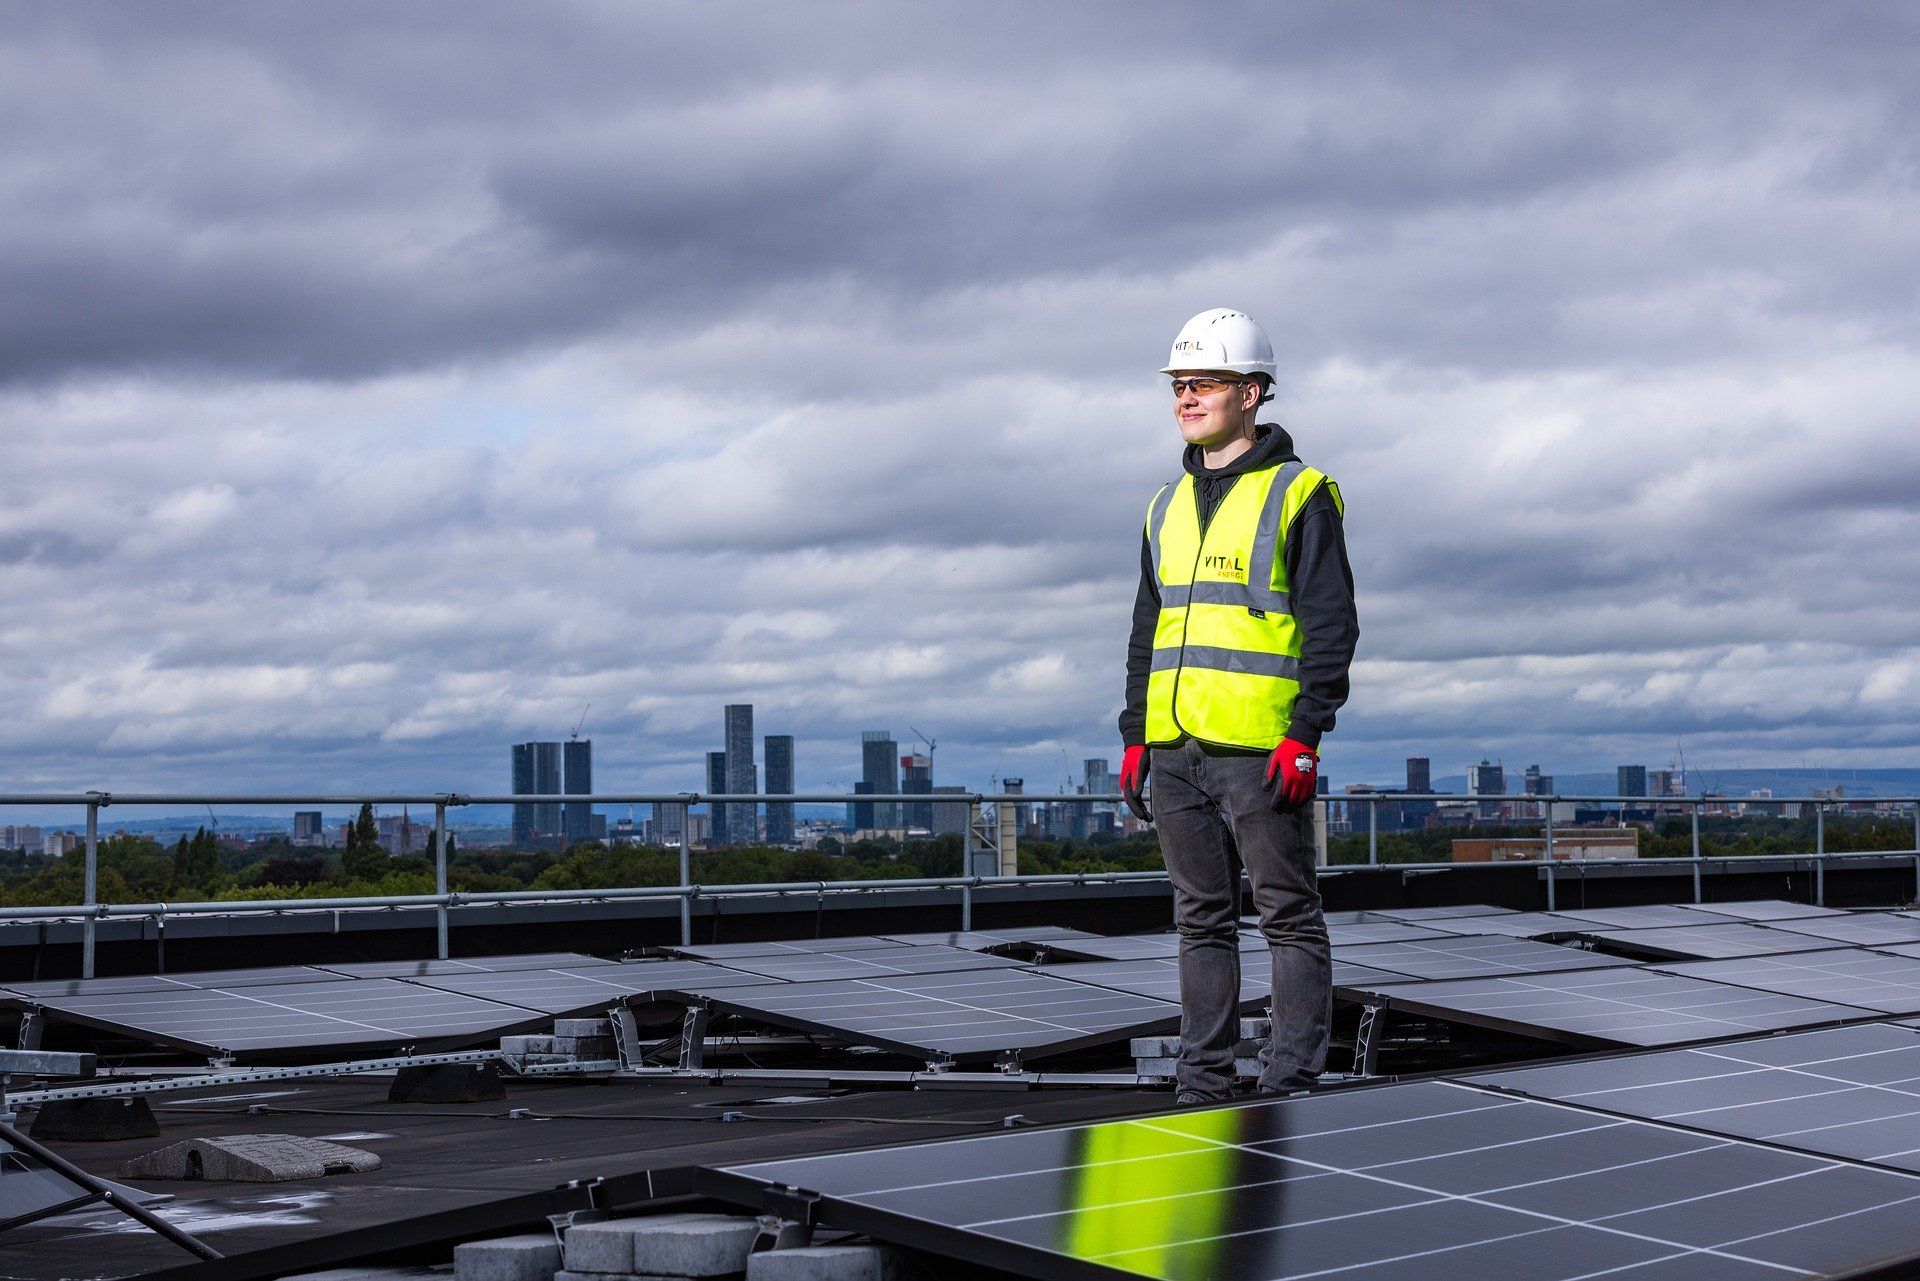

{"left": 1118, "top": 308, "right": 1359, "bottom": 1103}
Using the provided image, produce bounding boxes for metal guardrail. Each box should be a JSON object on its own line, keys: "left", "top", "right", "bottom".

{"left": 4, "top": 789, "right": 1918, "bottom": 977}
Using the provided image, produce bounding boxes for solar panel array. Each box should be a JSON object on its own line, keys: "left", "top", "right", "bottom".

{"left": 1568, "top": 922, "right": 1846, "bottom": 961}
{"left": 408, "top": 959, "right": 767, "bottom": 1014}
{"left": 1651, "top": 949, "right": 1920, "bottom": 1015}
{"left": 700, "top": 1078, "right": 1920, "bottom": 1279}
{"left": 679, "top": 968, "right": 1180, "bottom": 1061}
{"left": 1335, "top": 935, "right": 1632, "bottom": 982}
{"left": 875, "top": 926, "right": 1099, "bottom": 951}
{"left": 1473, "top": 1023, "right": 1920, "bottom": 1176}
{"left": 1337, "top": 965, "right": 1870, "bottom": 1048}
{"left": 700, "top": 944, "right": 1024, "bottom": 983}
{"left": 13, "top": 978, "right": 546, "bottom": 1056}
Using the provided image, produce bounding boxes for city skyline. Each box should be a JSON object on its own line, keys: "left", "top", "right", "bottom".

{"left": 2, "top": 6, "right": 1915, "bottom": 810}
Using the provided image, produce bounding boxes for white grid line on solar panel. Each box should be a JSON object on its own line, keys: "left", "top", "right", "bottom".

{"left": 705, "top": 945, "right": 1021, "bottom": 982}
{"left": 405, "top": 961, "right": 764, "bottom": 1013}
{"left": 314, "top": 952, "right": 614, "bottom": 979}
{"left": 1345, "top": 967, "right": 1873, "bottom": 1046}
{"left": 701, "top": 970, "right": 1175, "bottom": 1052}
{"left": 1767, "top": 913, "right": 1920, "bottom": 946}
{"left": 1335, "top": 936, "right": 1630, "bottom": 981}
{"left": 1058, "top": 1097, "right": 1840, "bottom": 1277}
{"left": 21, "top": 978, "right": 534, "bottom": 1052}
{"left": 1470, "top": 1025, "right": 1920, "bottom": 1175}
{"left": 1686, "top": 901, "right": 1848, "bottom": 922}
{"left": 1649, "top": 951, "right": 1920, "bottom": 1014}
{"left": 709, "top": 1079, "right": 1920, "bottom": 1278}
{"left": 665, "top": 936, "right": 910, "bottom": 960}
{"left": 2, "top": 965, "right": 346, "bottom": 999}
{"left": 1569, "top": 924, "right": 1849, "bottom": 961}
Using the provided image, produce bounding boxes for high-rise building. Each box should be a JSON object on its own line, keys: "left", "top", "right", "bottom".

{"left": 1468, "top": 759, "right": 1505, "bottom": 819}
{"left": 764, "top": 734, "right": 795, "bottom": 844}
{"left": 511, "top": 741, "right": 562, "bottom": 846}
{"left": 1084, "top": 757, "right": 1117, "bottom": 818}
{"left": 932, "top": 785, "right": 972, "bottom": 840}
{"left": 901, "top": 752, "right": 933, "bottom": 831}
{"left": 1406, "top": 757, "right": 1432, "bottom": 793}
{"left": 1649, "top": 769, "right": 1676, "bottom": 799}
{"left": 563, "top": 738, "right": 594, "bottom": 844}
{"left": 1617, "top": 765, "right": 1648, "bottom": 799}
{"left": 292, "top": 811, "right": 323, "bottom": 845}
{"left": 724, "top": 705, "right": 758, "bottom": 845}
{"left": 706, "top": 750, "right": 729, "bottom": 845}
{"left": 654, "top": 800, "right": 685, "bottom": 845}
{"left": 861, "top": 731, "right": 900, "bottom": 830}
{"left": 850, "top": 781, "right": 875, "bottom": 834}
{"left": 2, "top": 825, "right": 44, "bottom": 852}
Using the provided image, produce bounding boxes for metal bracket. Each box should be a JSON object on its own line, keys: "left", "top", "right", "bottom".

{"left": 1354, "top": 997, "right": 1388, "bottom": 1077}
{"left": 16, "top": 1011, "right": 43, "bottom": 1052}
{"left": 609, "top": 1005, "right": 645, "bottom": 1070}
{"left": 678, "top": 1004, "right": 710, "bottom": 1071}
{"left": 753, "top": 1184, "right": 821, "bottom": 1252}
{"left": 995, "top": 1049, "right": 1025, "bottom": 1074}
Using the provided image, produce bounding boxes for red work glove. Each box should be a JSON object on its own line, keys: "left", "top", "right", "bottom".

{"left": 1264, "top": 738, "right": 1318, "bottom": 811}
{"left": 1119, "top": 744, "right": 1152, "bottom": 822}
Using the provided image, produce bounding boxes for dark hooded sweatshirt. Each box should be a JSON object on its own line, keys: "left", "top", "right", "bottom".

{"left": 1119, "top": 423, "right": 1358, "bottom": 751}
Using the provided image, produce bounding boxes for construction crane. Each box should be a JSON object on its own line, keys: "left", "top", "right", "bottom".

{"left": 909, "top": 726, "right": 937, "bottom": 775}
{"left": 571, "top": 703, "right": 591, "bottom": 740}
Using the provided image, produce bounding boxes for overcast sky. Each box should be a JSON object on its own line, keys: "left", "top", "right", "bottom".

{"left": 3, "top": 1, "right": 1917, "bottom": 814}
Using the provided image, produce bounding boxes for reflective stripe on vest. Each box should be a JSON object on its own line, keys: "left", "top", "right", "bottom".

{"left": 1143, "top": 459, "right": 1341, "bottom": 750}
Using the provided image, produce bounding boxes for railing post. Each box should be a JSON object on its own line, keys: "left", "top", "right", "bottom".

{"left": 82, "top": 797, "right": 100, "bottom": 980}
{"left": 1545, "top": 858, "right": 1556, "bottom": 912}
{"left": 1544, "top": 800, "right": 1556, "bottom": 864}
{"left": 1815, "top": 802, "right": 1826, "bottom": 906}
{"left": 1689, "top": 800, "right": 1703, "bottom": 903}
{"left": 433, "top": 800, "right": 449, "bottom": 960}
{"left": 1367, "top": 798, "right": 1378, "bottom": 865}
{"left": 961, "top": 878, "right": 973, "bottom": 932}
{"left": 679, "top": 799, "right": 694, "bottom": 947}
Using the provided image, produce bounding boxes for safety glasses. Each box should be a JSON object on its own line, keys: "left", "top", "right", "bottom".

{"left": 1169, "top": 376, "right": 1244, "bottom": 397}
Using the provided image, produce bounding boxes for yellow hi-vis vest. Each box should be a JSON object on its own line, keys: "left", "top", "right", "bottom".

{"left": 1144, "top": 459, "right": 1342, "bottom": 750}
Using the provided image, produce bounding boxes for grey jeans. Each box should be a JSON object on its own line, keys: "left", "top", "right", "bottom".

{"left": 1152, "top": 738, "right": 1331, "bottom": 1097}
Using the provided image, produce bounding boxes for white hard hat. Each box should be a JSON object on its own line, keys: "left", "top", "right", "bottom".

{"left": 1160, "top": 307, "right": 1276, "bottom": 379}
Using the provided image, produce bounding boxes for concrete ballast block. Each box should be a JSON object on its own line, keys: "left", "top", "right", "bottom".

{"left": 628, "top": 1213, "right": 759, "bottom": 1277}
{"left": 118, "top": 1133, "right": 380, "bottom": 1182}
{"left": 747, "top": 1243, "right": 908, "bottom": 1280}
{"left": 551, "top": 1036, "right": 616, "bottom": 1058}
{"left": 501, "top": 1035, "right": 556, "bottom": 1055}
{"left": 563, "top": 1215, "right": 696, "bottom": 1272}
{"left": 455, "top": 1232, "right": 564, "bottom": 1281}
{"left": 554, "top": 1018, "right": 613, "bottom": 1038}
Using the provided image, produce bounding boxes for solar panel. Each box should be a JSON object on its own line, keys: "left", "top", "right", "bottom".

{"left": 1337, "top": 966, "right": 1871, "bottom": 1048}
{"left": 1570, "top": 923, "right": 1848, "bottom": 961}
{"left": 1418, "top": 911, "right": 1605, "bottom": 940}
{"left": 1552, "top": 905, "right": 1724, "bottom": 930}
{"left": 676, "top": 969, "right": 1179, "bottom": 1062}
{"left": 1473, "top": 1023, "right": 1920, "bottom": 1177}
{"left": 315, "top": 952, "right": 615, "bottom": 979}
{"left": 1361, "top": 904, "right": 1519, "bottom": 922}
{"left": 875, "top": 927, "right": 1100, "bottom": 951}
{"left": 1040, "top": 956, "right": 1399, "bottom": 1007}
{"left": 1336, "top": 935, "right": 1632, "bottom": 982}
{"left": 1650, "top": 950, "right": 1920, "bottom": 1015}
{"left": 1686, "top": 899, "right": 1848, "bottom": 922}
{"left": 14, "top": 978, "right": 540, "bottom": 1057}
{"left": 1325, "top": 920, "right": 1458, "bottom": 946}
{"left": 707, "top": 945, "right": 1022, "bottom": 983}
{"left": 1768, "top": 912, "right": 1920, "bottom": 947}
{"left": 2, "top": 965, "right": 345, "bottom": 999}
{"left": 698, "top": 1078, "right": 1920, "bottom": 1280}
{"left": 664, "top": 936, "right": 908, "bottom": 960}
{"left": 409, "top": 960, "right": 766, "bottom": 1014}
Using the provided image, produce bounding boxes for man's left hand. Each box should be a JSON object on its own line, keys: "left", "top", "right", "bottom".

{"left": 1264, "top": 738, "right": 1318, "bottom": 810}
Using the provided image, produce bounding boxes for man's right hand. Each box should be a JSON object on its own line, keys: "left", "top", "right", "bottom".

{"left": 1119, "top": 745, "right": 1152, "bottom": 823}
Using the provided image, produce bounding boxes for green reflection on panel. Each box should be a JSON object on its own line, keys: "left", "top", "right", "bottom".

{"left": 1062, "top": 1106, "right": 1242, "bottom": 1277}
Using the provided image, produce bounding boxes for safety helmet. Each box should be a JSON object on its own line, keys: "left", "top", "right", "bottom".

{"left": 1160, "top": 308, "right": 1276, "bottom": 379}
